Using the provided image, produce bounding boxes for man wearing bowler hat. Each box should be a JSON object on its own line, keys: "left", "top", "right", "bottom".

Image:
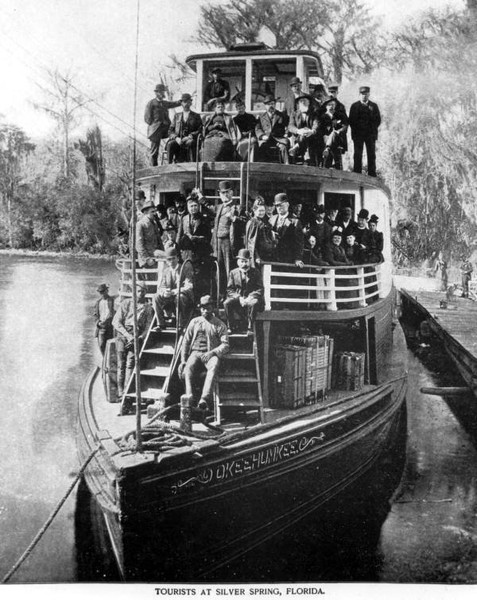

{"left": 349, "top": 86, "right": 381, "bottom": 177}
{"left": 284, "top": 76, "right": 311, "bottom": 118}
{"left": 268, "top": 193, "right": 304, "bottom": 266}
{"left": 167, "top": 93, "right": 203, "bottom": 163}
{"left": 355, "top": 207, "right": 371, "bottom": 252}
{"left": 144, "top": 83, "right": 181, "bottom": 166}
{"left": 153, "top": 247, "right": 194, "bottom": 330}
{"left": 224, "top": 249, "right": 264, "bottom": 335}
{"left": 256, "top": 95, "right": 290, "bottom": 164}
{"left": 93, "top": 283, "right": 115, "bottom": 355}
{"left": 136, "top": 199, "right": 165, "bottom": 267}
{"left": 204, "top": 67, "right": 230, "bottom": 110}
{"left": 179, "top": 295, "right": 229, "bottom": 412}
{"left": 212, "top": 180, "right": 246, "bottom": 296}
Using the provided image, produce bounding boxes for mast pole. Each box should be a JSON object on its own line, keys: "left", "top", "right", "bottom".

{"left": 131, "top": 0, "right": 143, "bottom": 451}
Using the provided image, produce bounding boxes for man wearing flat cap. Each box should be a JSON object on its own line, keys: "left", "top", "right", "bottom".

{"left": 93, "top": 283, "right": 115, "bottom": 355}
{"left": 212, "top": 180, "right": 246, "bottom": 296}
{"left": 204, "top": 67, "right": 230, "bottom": 110}
{"left": 153, "top": 247, "right": 194, "bottom": 330}
{"left": 136, "top": 199, "right": 165, "bottom": 267}
{"left": 113, "top": 281, "right": 154, "bottom": 401}
{"left": 284, "top": 76, "right": 312, "bottom": 119}
{"left": 144, "top": 83, "right": 181, "bottom": 166}
{"left": 224, "top": 249, "right": 264, "bottom": 335}
{"left": 268, "top": 193, "right": 304, "bottom": 266}
{"left": 179, "top": 295, "right": 229, "bottom": 412}
{"left": 256, "top": 95, "right": 290, "bottom": 164}
{"left": 167, "top": 93, "right": 203, "bottom": 163}
{"left": 349, "top": 86, "right": 381, "bottom": 177}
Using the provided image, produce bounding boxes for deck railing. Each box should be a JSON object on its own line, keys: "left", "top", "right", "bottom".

{"left": 262, "top": 261, "right": 384, "bottom": 311}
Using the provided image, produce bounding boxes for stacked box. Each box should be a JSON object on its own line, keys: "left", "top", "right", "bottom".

{"left": 332, "top": 352, "right": 366, "bottom": 391}
{"left": 272, "top": 345, "right": 305, "bottom": 408}
{"left": 278, "top": 335, "right": 334, "bottom": 402}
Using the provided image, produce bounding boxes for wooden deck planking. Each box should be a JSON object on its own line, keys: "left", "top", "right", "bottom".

{"left": 401, "top": 290, "right": 477, "bottom": 359}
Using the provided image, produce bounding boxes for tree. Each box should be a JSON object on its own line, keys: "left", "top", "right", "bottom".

{"left": 76, "top": 126, "right": 105, "bottom": 191}
{"left": 32, "top": 69, "right": 89, "bottom": 180}
{"left": 0, "top": 123, "right": 35, "bottom": 247}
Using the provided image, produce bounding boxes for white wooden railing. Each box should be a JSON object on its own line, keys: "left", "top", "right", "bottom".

{"left": 261, "top": 262, "right": 385, "bottom": 311}
{"left": 116, "top": 259, "right": 164, "bottom": 299}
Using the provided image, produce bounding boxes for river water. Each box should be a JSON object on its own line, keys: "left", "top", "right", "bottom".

{"left": 0, "top": 256, "right": 476, "bottom": 586}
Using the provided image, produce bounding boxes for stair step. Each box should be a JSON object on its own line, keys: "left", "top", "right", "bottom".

{"left": 125, "top": 388, "right": 166, "bottom": 400}
{"left": 143, "top": 346, "right": 175, "bottom": 355}
{"left": 218, "top": 394, "right": 260, "bottom": 406}
{"left": 219, "top": 376, "right": 257, "bottom": 383}
{"left": 203, "top": 176, "right": 241, "bottom": 181}
{"left": 206, "top": 195, "right": 241, "bottom": 200}
{"left": 140, "top": 367, "right": 170, "bottom": 377}
{"left": 224, "top": 353, "right": 255, "bottom": 360}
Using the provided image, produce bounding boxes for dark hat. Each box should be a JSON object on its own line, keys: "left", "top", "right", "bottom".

{"left": 316, "top": 205, "right": 325, "bottom": 214}
{"left": 333, "top": 228, "right": 343, "bottom": 236}
{"left": 218, "top": 180, "right": 233, "bottom": 192}
{"left": 296, "top": 94, "right": 311, "bottom": 103}
{"left": 165, "top": 222, "right": 176, "bottom": 231}
{"left": 237, "top": 249, "right": 251, "bottom": 260}
{"left": 274, "top": 193, "right": 288, "bottom": 206}
{"left": 343, "top": 206, "right": 352, "bottom": 214}
{"left": 141, "top": 199, "right": 156, "bottom": 212}
{"left": 165, "top": 247, "right": 178, "bottom": 258}
{"left": 180, "top": 93, "right": 192, "bottom": 102}
{"left": 97, "top": 283, "right": 108, "bottom": 293}
{"left": 234, "top": 96, "right": 245, "bottom": 105}
{"left": 211, "top": 67, "right": 222, "bottom": 74}
{"left": 289, "top": 76, "right": 302, "bottom": 86}
{"left": 328, "top": 83, "right": 339, "bottom": 91}
{"left": 199, "top": 294, "right": 213, "bottom": 307}
{"left": 369, "top": 214, "right": 379, "bottom": 224}
{"left": 359, "top": 86, "right": 370, "bottom": 93}
{"left": 357, "top": 208, "right": 369, "bottom": 219}
{"left": 263, "top": 94, "right": 277, "bottom": 104}
{"left": 154, "top": 83, "right": 166, "bottom": 92}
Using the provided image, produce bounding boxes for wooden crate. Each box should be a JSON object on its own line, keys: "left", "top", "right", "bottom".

{"left": 272, "top": 345, "right": 305, "bottom": 408}
{"left": 332, "top": 352, "right": 365, "bottom": 391}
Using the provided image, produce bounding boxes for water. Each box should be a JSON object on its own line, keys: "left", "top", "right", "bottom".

{"left": 0, "top": 256, "right": 476, "bottom": 585}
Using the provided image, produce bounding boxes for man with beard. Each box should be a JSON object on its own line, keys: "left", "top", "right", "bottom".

{"left": 167, "top": 93, "right": 202, "bottom": 163}
{"left": 256, "top": 95, "right": 290, "bottom": 164}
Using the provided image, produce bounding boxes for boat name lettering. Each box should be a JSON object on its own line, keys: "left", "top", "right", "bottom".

{"left": 170, "top": 432, "right": 325, "bottom": 494}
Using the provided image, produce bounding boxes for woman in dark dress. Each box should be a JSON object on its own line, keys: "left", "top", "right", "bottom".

{"left": 244, "top": 198, "right": 276, "bottom": 267}
{"left": 202, "top": 100, "right": 239, "bottom": 161}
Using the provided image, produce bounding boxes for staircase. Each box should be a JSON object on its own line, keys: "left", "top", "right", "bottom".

{"left": 120, "top": 317, "right": 181, "bottom": 415}
{"left": 215, "top": 326, "right": 264, "bottom": 424}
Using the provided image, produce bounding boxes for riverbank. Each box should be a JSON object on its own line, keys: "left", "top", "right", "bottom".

{"left": 0, "top": 248, "right": 117, "bottom": 262}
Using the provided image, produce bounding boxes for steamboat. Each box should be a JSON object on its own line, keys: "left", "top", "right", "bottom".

{"left": 77, "top": 44, "right": 408, "bottom": 581}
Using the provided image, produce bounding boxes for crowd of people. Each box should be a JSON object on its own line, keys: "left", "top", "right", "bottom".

{"left": 145, "top": 75, "right": 381, "bottom": 175}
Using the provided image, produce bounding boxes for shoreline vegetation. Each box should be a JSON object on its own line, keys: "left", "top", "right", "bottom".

{"left": 0, "top": 247, "right": 117, "bottom": 261}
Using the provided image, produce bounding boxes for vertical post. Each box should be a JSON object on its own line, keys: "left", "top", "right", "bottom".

{"left": 245, "top": 58, "right": 253, "bottom": 112}
{"left": 376, "top": 264, "right": 385, "bottom": 298}
{"left": 359, "top": 185, "right": 365, "bottom": 210}
{"left": 263, "top": 264, "right": 272, "bottom": 310}
{"left": 262, "top": 320, "right": 271, "bottom": 409}
{"left": 327, "top": 268, "right": 338, "bottom": 311}
{"left": 196, "top": 60, "right": 204, "bottom": 112}
{"left": 358, "top": 267, "right": 367, "bottom": 307}
{"left": 131, "top": 0, "right": 142, "bottom": 451}
{"left": 296, "top": 56, "right": 305, "bottom": 88}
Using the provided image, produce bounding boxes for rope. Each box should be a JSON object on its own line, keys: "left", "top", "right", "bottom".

{"left": 2, "top": 444, "right": 101, "bottom": 584}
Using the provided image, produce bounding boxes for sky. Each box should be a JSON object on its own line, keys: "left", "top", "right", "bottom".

{"left": 0, "top": 0, "right": 465, "bottom": 143}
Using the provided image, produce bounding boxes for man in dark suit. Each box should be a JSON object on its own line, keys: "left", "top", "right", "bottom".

{"left": 284, "top": 76, "right": 312, "bottom": 119}
{"left": 144, "top": 83, "right": 181, "bottom": 166}
{"left": 136, "top": 200, "right": 165, "bottom": 267}
{"left": 349, "top": 86, "right": 381, "bottom": 177}
{"left": 336, "top": 206, "right": 358, "bottom": 240}
{"left": 224, "top": 249, "right": 264, "bottom": 335}
{"left": 318, "top": 83, "right": 347, "bottom": 119}
{"left": 268, "top": 193, "right": 304, "bottom": 266}
{"left": 309, "top": 205, "right": 332, "bottom": 253}
{"left": 203, "top": 67, "right": 230, "bottom": 110}
{"left": 167, "top": 93, "right": 202, "bottom": 163}
{"left": 256, "top": 95, "right": 290, "bottom": 164}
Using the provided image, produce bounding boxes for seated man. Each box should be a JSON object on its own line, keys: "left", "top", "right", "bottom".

{"left": 112, "top": 281, "right": 154, "bottom": 399}
{"left": 167, "top": 93, "right": 202, "bottom": 163}
{"left": 256, "top": 95, "right": 290, "bottom": 164}
{"left": 233, "top": 98, "right": 258, "bottom": 161}
{"left": 288, "top": 95, "right": 320, "bottom": 165}
{"left": 153, "top": 247, "right": 194, "bottom": 329}
{"left": 224, "top": 249, "right": 264, "bottom": 335}
{"left": 318, "top": 99, "right": 348, "bottom": 169}
{"left": 202, "top": 100, "right": 239, "bottom": 161}
{"left": 179, "top": 295, "right": 229, "bottom": 412}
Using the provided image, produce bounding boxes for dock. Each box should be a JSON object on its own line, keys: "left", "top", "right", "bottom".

{"left": 400, "top": 289, "right": 477, "bottom": 396}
